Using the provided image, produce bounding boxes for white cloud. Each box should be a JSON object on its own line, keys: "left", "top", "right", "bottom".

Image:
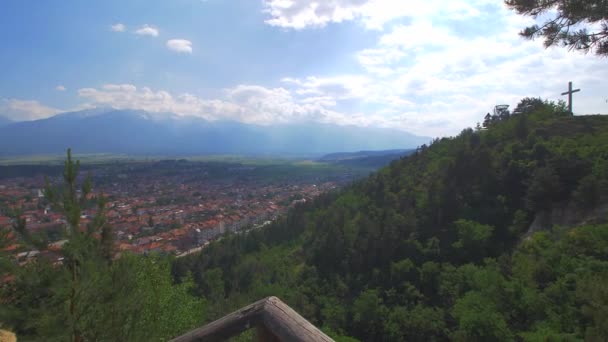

{"left": 263, "top": 0, "right": 367, "bottom": 30}
{"left": 0, "top": 99, "right": 62, "bottom": 121}
{"left": 226, "top": 84, "right": 336, "bottom": 123}
{"left": 55, "top": 85, "right": 66, "bottom": 91}
{"left": 110, "top": 23, "right": 126, "bottom": 32}
{"left": 78, "top": 84, "right": 236, "bottom": 121}
{"left": 262, "top": 0, "right": 493, "bottom": 30}
{"left": 75, "top": 83, "right": 362, "bottom": 125}
{"left": 283, "top": 76, "right": 372, "bottom": 99}
{"left": 134, "top": 25, "right": 159, "bottom": 37}
{"left": 72, "top": 82, "right": 421, "bottom": 135}
{"left": 166, "top": 39, "right": 193, "bottom": 54}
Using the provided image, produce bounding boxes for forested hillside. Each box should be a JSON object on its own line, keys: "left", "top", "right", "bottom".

{"left": 174, "top": 98, "right": 608, "bottom": 341}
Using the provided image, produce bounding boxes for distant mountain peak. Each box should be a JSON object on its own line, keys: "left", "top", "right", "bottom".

{"left": 0, "top": 109, "right": 431, "bottom": 156}
{"left": 55, "top": 107, "right": 117, "bottom": 118}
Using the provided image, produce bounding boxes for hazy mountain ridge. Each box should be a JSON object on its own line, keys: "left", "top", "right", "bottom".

{"left": 319, "top": 149, "right": 412, "bottom": 161}
{"left": 319, "top": 149, "right": 416, "bottom": 169}
{"left": 0, "top": 116, "right": 12, "bottom": 127}
{"left": 0, "top": 109, "right": 430, "bottom": 156}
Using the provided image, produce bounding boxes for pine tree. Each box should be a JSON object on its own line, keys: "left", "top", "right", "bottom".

{"left": 483, "top": 113, "right": 492, "bottom": 128}
{"left": 43, "top": 149, "right": 113, "bottom": 341}
{"left": 506, "top": 0, "right": 608, "bottom": 56}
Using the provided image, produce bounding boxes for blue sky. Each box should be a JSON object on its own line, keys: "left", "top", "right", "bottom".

{"left": 1, "top": 0, "right": 606, "bottom": 136}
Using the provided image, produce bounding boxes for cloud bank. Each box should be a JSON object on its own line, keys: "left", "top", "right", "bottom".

{"left": 0, "top": 99, "right": 63, "bottom": 121}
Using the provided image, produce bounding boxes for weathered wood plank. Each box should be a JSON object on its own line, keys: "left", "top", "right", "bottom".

{"left": 170, "top": 297, "right": 266, "bottom": 342}
{"left": 262, "top": 297, "right": 334, "bottom": 342}
{"left": 170, "top": 296, "right": 335, "bottom": 342}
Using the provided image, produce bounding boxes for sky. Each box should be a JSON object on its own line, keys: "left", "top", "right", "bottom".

{"left": 0, "top": 0, "right": 606, "bottom": 137}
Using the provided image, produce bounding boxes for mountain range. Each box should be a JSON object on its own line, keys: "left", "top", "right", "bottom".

{"left": 0, "top": 109, "right": 430, "bottom": 156}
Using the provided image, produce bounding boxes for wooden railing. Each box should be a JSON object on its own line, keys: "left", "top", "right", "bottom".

{"left": 171, "top": 296, "right": 334, "bottom": 342}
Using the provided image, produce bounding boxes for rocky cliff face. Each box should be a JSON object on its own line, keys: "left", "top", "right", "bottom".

{"left": 526, "top": 202, "right": 608, "bottom": 238}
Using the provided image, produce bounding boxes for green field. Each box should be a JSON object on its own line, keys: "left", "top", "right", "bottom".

{"left": 0, "top": 153, "right": 143, "bottom": 166}
{"left": 0, "top": 153, "right": 324, "bottom": 166}
{"left": 0, "top": 153, "right": 380, "bottom": 183}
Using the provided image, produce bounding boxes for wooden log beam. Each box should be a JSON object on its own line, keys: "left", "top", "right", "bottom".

{"left": 261, "top": 296, "right": 333, "bottom": 342}
{"left": 256, "top": 324, "right": 281, "bottom": 342}
{"left": 170, "top": 296, "right": 334, "bottom": 342}
{"left": 170, "top": 296, "right": 266, "bottom": 342}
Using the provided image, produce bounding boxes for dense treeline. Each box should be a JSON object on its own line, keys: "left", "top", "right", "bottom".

{"left": 174, "top": 98, "right": 608, "bottom": 341}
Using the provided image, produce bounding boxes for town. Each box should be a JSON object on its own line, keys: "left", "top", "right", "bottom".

{"left": 0, "top": 159, "right": 368, "bottom": 265}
